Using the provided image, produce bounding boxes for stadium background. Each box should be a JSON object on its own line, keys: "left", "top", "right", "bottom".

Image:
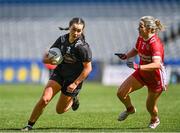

{"left": 0, "top": 0, "right": 180, "bottom": 84}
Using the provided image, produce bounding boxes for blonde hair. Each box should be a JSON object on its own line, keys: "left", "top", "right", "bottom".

{"left": 140, "top": 16, "right": 165, "bottom": 33}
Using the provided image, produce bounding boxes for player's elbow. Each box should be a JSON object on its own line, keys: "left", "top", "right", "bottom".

{"left": 88, "top": 65, "right": 92, "bottom": 73}
{"left": 85, "top": 64, "right": 92, "bottom": 74}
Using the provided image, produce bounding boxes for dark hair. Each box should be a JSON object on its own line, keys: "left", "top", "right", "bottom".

{"left": 59, "top": 17, "right": 85, "bottom": 31}
{"left": 59, "top": 17, "right": 85, "bottom": 40}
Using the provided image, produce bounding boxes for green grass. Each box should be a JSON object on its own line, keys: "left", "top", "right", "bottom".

{"left": 0, "top": 82, "right": 180, "bottom": 132}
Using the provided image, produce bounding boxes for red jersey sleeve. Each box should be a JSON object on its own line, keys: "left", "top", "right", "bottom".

{"left": 149, "top": 35, "right": 163, "bottom": 60}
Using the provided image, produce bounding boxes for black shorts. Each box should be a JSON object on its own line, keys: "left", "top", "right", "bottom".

{"left": 49, "top": 69, "right": 83, "bottom": 97}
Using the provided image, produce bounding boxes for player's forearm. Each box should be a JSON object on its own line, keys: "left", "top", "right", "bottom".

{"left": 126, "top": 48, "right": 138, "bottom": 59}
{"left": 74, "top": 64, "right": 92, "bottom": 85}
{"left": 140, "top": 62, "right": 161, "bottom": 71}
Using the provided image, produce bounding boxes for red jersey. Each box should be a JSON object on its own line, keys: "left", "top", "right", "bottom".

{"left": 135, "top": 34, "right": 164, "bottom": 65}
{"left": 133, "top": 34, "right": 166, "bottom": 92}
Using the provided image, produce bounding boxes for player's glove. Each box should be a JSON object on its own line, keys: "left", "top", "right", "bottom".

{"left": 126, "top": 61, "right": 140, "bottom": 70}
{"left": 114, "top": 53, "right": 127, "bottom": 60}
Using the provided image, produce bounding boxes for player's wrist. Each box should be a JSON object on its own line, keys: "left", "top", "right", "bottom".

{"left": 74, "top": 82, "right": 79, "bottom": 86}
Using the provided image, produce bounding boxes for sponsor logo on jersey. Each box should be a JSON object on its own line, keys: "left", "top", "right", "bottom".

{"left": 139, "top": 53, "right": 152, "bottom": 62}
{"left": 66, "top": 47, "right": 71, "bottom": 54}
{"left": 75, "top": 40, "right": 82, "bottom": 47}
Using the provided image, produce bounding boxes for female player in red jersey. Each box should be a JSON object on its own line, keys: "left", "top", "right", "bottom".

{"left": 116, "top": 16, "right": 167, "bottom": 129}
{"left": 22, "top": 17, "right": 92, "bottom": 131}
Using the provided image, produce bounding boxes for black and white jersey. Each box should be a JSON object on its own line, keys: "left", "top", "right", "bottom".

{"left": 50, "top": 34, "right": 92, "bottom": 78}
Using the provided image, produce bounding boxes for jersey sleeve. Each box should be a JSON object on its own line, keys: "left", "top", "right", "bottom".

{"left": 50, "top": 37, "right": 61, "bottom": 48}
{"left": 77, "top": 43, "right": 92, "bottom": 62}
{"left": 50, "top": 35, "right": 65, "bottom": 49}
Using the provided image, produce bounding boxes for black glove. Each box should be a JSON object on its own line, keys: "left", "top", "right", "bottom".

{"left": 114, "top": 53, "right": 127, "bottom": 60}
{"left": 126, "top": 61, "right": 140, "bottom": 70}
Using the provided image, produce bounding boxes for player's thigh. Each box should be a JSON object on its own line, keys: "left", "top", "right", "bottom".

{"left": 41, "top": 80, "right": 61, "bottom": 102}
{"left": 56, "top": 93, "right": 73, "bottom": 113}
{"left": 117, "top": 75, "right": 143, "bottom": 97}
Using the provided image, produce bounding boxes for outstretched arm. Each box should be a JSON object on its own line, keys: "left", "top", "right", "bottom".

{"left": 115, "top": 48, "right": 138, "bottom": 60}
{"left": 126, "top": 48, "right": 138, "bottom": 59}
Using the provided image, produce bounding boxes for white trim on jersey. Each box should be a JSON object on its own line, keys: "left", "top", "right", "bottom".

{"left": 152, "top": 56, "right": 161, "bottom": 59}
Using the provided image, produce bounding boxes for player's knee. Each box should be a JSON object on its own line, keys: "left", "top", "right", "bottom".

{"left": 40, "top": 97, "right": 50, "bottom": 106}
{"left": 117, "top": 88, "right": 125, "bottom": 100}
{"left": 56, "top": 109, "right": 64, "bottom": 114}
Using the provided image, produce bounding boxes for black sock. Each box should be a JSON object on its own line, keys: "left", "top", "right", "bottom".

{"left": 28, "top": 120, "right": 35, "bottom": 127}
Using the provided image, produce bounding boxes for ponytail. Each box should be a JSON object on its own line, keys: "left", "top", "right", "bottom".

{"left": 155, "top": 19, "right": 165, "bottom": 32}
{"left": 58, "top": 27, "right": 69, "bottom": 31}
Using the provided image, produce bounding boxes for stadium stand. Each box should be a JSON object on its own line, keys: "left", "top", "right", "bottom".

{"left": 0, "top": 0, "right": 180, "bottom": 83}
{"left": 0, "top": 0, "right": 180, "bottom": 63}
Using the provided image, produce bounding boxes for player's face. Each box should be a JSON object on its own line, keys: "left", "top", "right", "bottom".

{"left": 138, "top": 21, "right": 147, "bottom": 36}
{"left": 69, "top": 23, "right": 84, "bottom": 42}
{"left": 138, "top": 21, "right": 149, "bottom": 38}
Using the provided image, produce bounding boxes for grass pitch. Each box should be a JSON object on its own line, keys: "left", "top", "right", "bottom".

{"left": 0, "top": 82, "right": 180, "bottom": 132}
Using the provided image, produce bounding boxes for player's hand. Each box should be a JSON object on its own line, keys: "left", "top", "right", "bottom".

{"left": 114, "top": 53, "right": 127, "bottom": 60}
{"left": 126, "top": 61, "right": 140, "bottom": 70}
{"left": 51, "top": 59, "right": 59, "bottom": 65}
{"left": 67, "top": 83, "right": 77, "bottom": 93}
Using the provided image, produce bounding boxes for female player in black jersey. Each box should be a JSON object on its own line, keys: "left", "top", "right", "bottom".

{"left": 22, "top": 17, "right": 92, "bottom": 131}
